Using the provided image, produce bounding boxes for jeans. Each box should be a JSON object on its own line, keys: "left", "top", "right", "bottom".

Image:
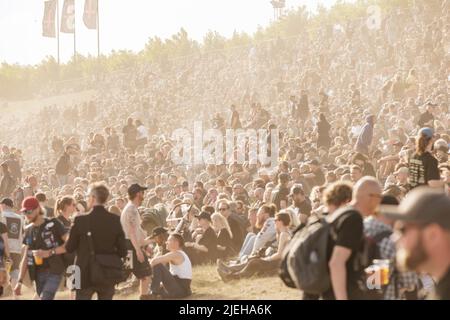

{"left": 239, "top": 233, "right": 256, "bottom": 258}
{"left": 35, "top": 271, "right": 62, "bottom": 300}
{"left": 150, "top": 264, "right": 191, "bottom": 298}
{"left": 75, "top": 285, "right": 116, "bottom": 300}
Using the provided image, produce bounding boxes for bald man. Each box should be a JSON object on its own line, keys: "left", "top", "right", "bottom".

{"left": 325, "top": 177, "right": 382, "bottom": 300}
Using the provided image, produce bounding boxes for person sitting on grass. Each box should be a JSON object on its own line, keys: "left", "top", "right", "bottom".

{"left": 149, "top": 233, "right": 192, "bottom": 299}
{"left": 211, "top": 212, "right": 235, "bottom": 259}
{"left": 217, "top": 212, "right": 291, "bottom": 281}
{"left": 184, "top": 211, "right": 218, "bottom": 265}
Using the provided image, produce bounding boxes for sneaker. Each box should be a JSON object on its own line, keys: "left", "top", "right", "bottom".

{"left": 139, "top": 294, "right": 154, "bottom": 300}
{"left": 217, "top": 267, "right": 232, "bottom": 283}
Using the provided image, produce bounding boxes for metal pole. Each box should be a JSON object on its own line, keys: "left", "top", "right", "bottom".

{"left": 73, "top": 0, "right": 76, "bottom": 62}
{"left": 56, "top": 0, "right": 60, "bottom": 65}
{"left": 97, "top": 0, "right": 100, "bottom": 58}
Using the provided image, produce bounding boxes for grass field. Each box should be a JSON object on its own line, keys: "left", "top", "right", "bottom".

{"left": 1, "top": 264, "right": 301, "bottom": 300}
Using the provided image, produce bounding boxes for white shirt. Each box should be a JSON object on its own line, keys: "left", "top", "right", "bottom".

{"left": 0, "top": 210, "right": 24, "bottom": 254}
{"left": 137, "top": 125, "right": 149, "bottom": 140}
{"left": 170, "top": 250, "right": 192, "bottom": 280}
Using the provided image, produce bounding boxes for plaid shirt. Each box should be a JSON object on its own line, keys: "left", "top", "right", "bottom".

{"left": 364, "top": 217, "right": 419, "bottom": 300}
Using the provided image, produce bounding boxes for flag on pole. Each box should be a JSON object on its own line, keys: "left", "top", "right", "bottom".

{"left": 42, "top": 0, "right": 57, "bottom": 38}
{"left": 61, "top": 0, "right": 75, "bottom": 33}
{"left": 83, "top": 0, "right": 98, "bottom": 29}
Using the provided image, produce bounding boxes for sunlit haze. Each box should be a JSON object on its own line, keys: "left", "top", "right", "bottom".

{"left": 0, "top": 0, "right": 343, "bottom": 65}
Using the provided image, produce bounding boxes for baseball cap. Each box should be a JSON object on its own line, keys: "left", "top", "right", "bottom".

{"left": 127, "top": 184, "right": 148, "bottom": 198}
{"left": 195, "top": 211, "right": 212, "bottom": 222}
{"left": 418, "top": 127, "right": 434, "bottom": 139}
{"left": 381, "top": 187, "right": 450, "bottom": 230}
{"left": 0, "top": 198, "right": 14, "bottom": 208}
{"left": 20, "top": 196, "right": 40, "bottom": 213}
{"left": 150, "top": 227, "right": 169, "bottom": 239}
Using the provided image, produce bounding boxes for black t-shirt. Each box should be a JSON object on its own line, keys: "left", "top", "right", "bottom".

{"left": 198, "top": 227, "right": 218, "bottom": 263}
{"left": 228, "top": 215, "right": 245, "bottom": 251}
{"left": 325, "top": 209, "right": 364, "bottom": 300}
{"left": 298, "top": 198, "right": 312, "bottom": 216}
{"left": 409, "top": 152, "right": 440, "bottom": 188}
{"left": 418, "top": 111, "right": 434, "bottom": 128}
{"left": 23, "top": 218, "right": 68, "bottom": 277}
{"left": 217, "top": 229, "right": 234, "bottom": 257}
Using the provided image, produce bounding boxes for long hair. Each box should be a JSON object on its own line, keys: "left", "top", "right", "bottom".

{"left": 55, "top": 196, "right": 75, "bottom": 217}
{"left": 211, "top": 212, "right": 233, "bottom": 239}
{"left": 416, "top": 133, "right": 432, "bottom": 155}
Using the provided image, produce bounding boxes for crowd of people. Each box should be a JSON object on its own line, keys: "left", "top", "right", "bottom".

{"left": 0, "top": 0, "right": 449, "bottom": 300}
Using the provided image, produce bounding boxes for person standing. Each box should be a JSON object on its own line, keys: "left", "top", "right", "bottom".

{"left": 381, "top": 188, "right": 450, "bottom": 300}
{"left": 55, "top": 146, "right": 71, "bottom": 187}
{"left": 355, "top": 115, "right": 375, "bottom": 156}
{"left": 14, "top": 197, "right": 68, "bottom": 300}
{"left": 0, "top": 198, "right": 24, "bottom": 291}
{"left": 326, "top": 177, "right": 382, "bottom": 300}
{"left": 229, "top": 104, "right": 242, "bottom": 130}
{"left": 122, "top": 117, "right": 138, "bottom": 153}
{"left": 65, "top": 184, "right": 127, "bottom": 300}
{"left": 408, "top": 128, "right": 443, "bottom": 189}
{"left": 317, "top": 113, "right": 331, "bottom": 149}
{"left": 120, "top": 184, "right": 153, "bottom": 300}
{"left": 0, "top": 162, "right": 16, "bottom": 199}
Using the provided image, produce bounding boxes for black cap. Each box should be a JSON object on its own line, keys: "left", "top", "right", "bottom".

{"left": 381, "top": 187, "right": 450, "bottom": 230}
{"left": 127, "top": 184, "right": 148, "bottom": 198}
{"left": 195, "top": 211, "right": 212, "bottom": 222}
{"left": 150, "top": 227, "right": 169, "bottom": 239}
{"left": 0, "top": 198, "right": 14, "bottom": 207}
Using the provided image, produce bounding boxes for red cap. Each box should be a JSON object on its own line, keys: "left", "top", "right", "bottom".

{"left": 20, "top": 196, "right": 40, "bottom": 212}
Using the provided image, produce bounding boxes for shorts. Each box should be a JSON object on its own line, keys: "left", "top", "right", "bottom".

{"left": 126, "top": 240, "right": 152, "bottom": 279}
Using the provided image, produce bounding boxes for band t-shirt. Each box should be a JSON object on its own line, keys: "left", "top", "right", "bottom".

{"left": 409, "top": 152, "right": 440, "bottom": 188}
{"left": 23, "top": 218, "right": 67, "bottom": 279}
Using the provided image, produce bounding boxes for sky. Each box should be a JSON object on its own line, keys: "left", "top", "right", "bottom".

{"left": 0, "top": 0, "right": 342, "bottom": 66}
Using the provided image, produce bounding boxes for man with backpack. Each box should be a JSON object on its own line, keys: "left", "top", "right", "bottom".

{"left": 326, "top": 177, "right": 383, "bottom": 300}
{"left": 0, "top": 198, "right": 24, "bottom": 291}
{"left": 283, "top": 177, "right": 383, "bottom": 300}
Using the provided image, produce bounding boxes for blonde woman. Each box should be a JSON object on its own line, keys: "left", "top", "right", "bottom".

{"left": 211, "top": 213, "right": 234, "bottom": 258}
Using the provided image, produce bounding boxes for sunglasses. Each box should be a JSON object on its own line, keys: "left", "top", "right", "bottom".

{"left": 23, "top": 209, "right": 34, "bottom": 215}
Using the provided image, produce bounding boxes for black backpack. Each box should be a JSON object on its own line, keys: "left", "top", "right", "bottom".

{"left": 280, "top": 208, "right": 355, "bottom": 294}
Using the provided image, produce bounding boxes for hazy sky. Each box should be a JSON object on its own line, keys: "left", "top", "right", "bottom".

{"left": 0, "top": 0, "right": 342, "bottom": 66}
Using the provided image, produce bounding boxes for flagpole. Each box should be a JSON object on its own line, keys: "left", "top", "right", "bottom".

{"left": 97, "top": 0, "right": 100, "bottom": 58}
{"left": 56, "top": 0, "right": 60, "bottom": 65}
{"left": 73, "top": 0, "right": 77, "bottom": 62}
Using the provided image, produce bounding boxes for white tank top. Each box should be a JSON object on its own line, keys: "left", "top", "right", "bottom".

{"left": 170, "top": 250, "right": 192, "bottom": 280}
